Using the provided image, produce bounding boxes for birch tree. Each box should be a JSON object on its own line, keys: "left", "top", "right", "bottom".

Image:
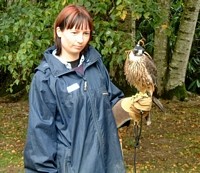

{"left": 166, "top": 0, "right": 200, "bottom": 99}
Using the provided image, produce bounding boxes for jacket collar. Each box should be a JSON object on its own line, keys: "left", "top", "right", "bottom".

{"left": 42, "top": 45, "right": 101, "bottom": 77}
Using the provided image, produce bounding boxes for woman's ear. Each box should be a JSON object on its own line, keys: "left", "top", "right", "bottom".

{"left": 56, "top": 27, "right": 62, "bottom": 38}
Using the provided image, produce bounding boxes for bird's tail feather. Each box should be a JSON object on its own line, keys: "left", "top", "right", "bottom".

{"left": 152, "top": 96, "right": 165, "bottom": 112}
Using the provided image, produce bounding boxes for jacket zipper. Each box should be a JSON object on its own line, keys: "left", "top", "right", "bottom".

{"left": 83, "top": 78, "right": 88, "bottom": 91}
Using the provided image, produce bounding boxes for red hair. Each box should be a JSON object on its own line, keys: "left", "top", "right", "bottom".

{"left": 54, "top": 4, "right": 93, "bottom": 55}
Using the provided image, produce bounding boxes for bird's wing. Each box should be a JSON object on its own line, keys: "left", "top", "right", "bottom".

{"left": 143, "top": 52, "right": 157, "bottom": 87}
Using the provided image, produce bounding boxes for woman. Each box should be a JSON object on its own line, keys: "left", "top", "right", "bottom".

{"left": 24, "top": 4, "right": 152, "bottom": 173}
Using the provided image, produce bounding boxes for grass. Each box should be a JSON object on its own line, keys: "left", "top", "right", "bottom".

{"left": 0, "top": 94, "right": 200, "bottom": 172}
{"left": 0, "top": 101, "right": 28, "bottom": 173}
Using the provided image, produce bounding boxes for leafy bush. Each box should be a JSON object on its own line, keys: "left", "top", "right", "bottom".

{"left": 0, "top": 1, "right": 62, "bottom": 92}
{"left": 0, "top": 0, "right": 164, "bottom": 93}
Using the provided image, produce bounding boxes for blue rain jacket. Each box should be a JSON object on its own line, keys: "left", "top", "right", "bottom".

{"left": 24, "top": 45, "right": 126, "bottom": 173}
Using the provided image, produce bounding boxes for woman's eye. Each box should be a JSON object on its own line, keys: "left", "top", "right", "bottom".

{"left": 84, "top": 32, "right": 90, "bottom": 36}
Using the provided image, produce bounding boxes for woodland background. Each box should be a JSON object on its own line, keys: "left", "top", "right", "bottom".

{"left": 0, "top": 0, "right": 200, "bottom": 100}
{"left": 0, "top": 0, "right": 200, "bottom": 172}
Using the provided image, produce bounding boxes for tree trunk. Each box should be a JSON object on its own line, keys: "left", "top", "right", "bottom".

{"left": 131, "top": 19, "right": 136, "bottom": 46}
{"left": 130, "top": 2, "right": 136, "bottom": 45}
{"left": 154, "top": 0, "right": 170, "bottom": 96}
{"left": 165, "top": 0, "right": 200, "bottom": 99}
{"left": 6, "top": 0, "right": 14, "bottom": 6}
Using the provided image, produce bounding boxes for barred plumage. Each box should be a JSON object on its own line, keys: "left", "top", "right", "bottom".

{"left": 124, "top": 40, "right": 164, "bottom": 125}
{"left": 124, "top": 50, "right": 157, "bottom": 96}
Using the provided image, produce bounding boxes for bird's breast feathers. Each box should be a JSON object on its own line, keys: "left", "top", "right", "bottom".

{"left": 124, "top": 51, "right": 154, "bottom": 94}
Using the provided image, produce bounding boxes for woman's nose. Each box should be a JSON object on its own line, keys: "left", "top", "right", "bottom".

{"left": 76, "top": 33, "right": 84, "bottom": 43}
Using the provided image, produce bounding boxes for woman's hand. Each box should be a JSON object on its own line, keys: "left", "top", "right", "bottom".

{"left": 121, "top": 93, "right": 152, "bottom": 124}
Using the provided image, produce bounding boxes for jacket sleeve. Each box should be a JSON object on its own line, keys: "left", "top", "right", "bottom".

{"left": 24, "top": 70, "right": 58, "bottom": 173}
{"left": 99, "top": 59, "right": 124, "bottom": 106}
{"left": 98, "top": 58, "right": 131, "bottom": 128}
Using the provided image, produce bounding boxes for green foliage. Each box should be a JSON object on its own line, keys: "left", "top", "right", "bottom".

{"left": 186, "top": 58, "right": 200, "bottom": 93}
{"left": 186, "top": 15, "right": 200, "bottom": 94}
{"left": 168, "top": 0, "right": 184, "bottom": 58}
{"left": 132, "top": 0, "right": 164, "bottom": 54}
{"left": 0, "top": 1, "right": 62, "bottom": 92}
{"left": 0, "top": 0, "right": 165, "bottom": 92}
{"left": 0, "top": 0, "right": 6, "bottom": 10}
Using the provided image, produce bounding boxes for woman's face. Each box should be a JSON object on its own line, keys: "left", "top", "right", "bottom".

{"left": 57, "top": 25, "right": 90, "bottom": 58}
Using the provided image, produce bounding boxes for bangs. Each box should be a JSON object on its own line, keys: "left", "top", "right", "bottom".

{"left": 64, "top": 13, "right": 91, "bottom": 30}
{"left": 54, "top": 5, "right": 93, "bottom": 55}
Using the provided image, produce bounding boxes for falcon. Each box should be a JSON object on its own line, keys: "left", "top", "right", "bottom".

{"left": 124, "top": 39, "right": 164, "bottom": 124}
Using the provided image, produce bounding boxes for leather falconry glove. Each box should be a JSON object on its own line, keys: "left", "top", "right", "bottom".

{"left": 112, "top": 93, "right": 152, "bottom": 128}
{"left": 121, "top": 93, "right": 152, "bottom": 125}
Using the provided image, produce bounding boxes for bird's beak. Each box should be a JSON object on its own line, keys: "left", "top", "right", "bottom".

{"left": 133, "top": 49, "right": 138, "bottom": 55}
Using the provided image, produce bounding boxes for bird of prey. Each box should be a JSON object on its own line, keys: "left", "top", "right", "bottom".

{"left": 124, "top": 39, "right": 164, "bottom": 124}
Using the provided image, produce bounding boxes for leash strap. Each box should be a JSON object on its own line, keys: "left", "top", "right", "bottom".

{"left": 133, "top": 110, "right": 143, "bottom": 173}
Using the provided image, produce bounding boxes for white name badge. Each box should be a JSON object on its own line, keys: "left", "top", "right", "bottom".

{"left": 67, "top": 83, "right": 80, "bottom": 93}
